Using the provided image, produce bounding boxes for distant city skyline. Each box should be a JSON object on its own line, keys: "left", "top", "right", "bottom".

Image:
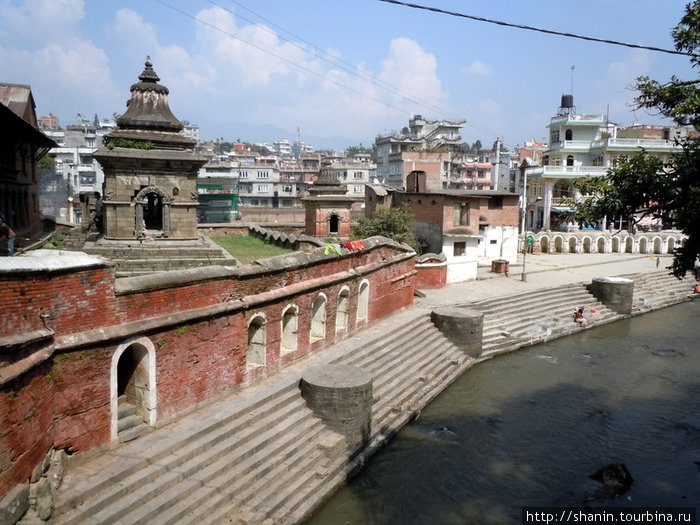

{"left": 1, "top": 0, "right": 695, "bottom": 151}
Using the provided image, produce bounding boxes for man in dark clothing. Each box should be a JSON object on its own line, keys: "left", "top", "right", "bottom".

{"left": 94, "top": 192, "right": 104, "bottom": 234}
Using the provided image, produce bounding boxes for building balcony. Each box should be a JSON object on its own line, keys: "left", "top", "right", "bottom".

{"left": 549, "top": 114, "right": 606, "bottom": 126}
{"left": 590, "top": 137, "right": 681, "bottom": 151}
{"left": 525, "top": 165, "right": 608, "bottom": 179}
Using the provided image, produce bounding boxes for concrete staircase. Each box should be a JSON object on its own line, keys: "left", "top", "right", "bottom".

{"left": 475, "top": 283, "right": 622, "bottom": 357}
{"left": 51, "top": 274, "right": 692, "bottom": 525}
{"left": 626, "top": 271, "right": 693, "bottom": 312}
{"left": 117, "top": 396, "right": 151, "bottom": 443}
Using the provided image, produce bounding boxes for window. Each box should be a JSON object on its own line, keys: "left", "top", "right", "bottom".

{"left": 353, "top": 185, "right": 363, "bottom": 193}
{"left": 565, "top": 129, "right": 573, "bottom": 140}
{"left": 353, "top": 171, "right": 364, "bottom": 180}
{"left": 488, "top": 197, "right": 503, "bottom": 210}
{"left": 551, "top": 130, "right": 560, "bottom": 143}
{"left": 592, "top": 155, "right": 604, "bottom": 167}
{"left": 566, "top": 155, "right": 574, "bottom": 167}
{"left": 257, "top": 184, "right": 269, "bottom": 193}
{"left": 453, "top": 203, "right": 469, "bottom": 226}
{"left": 239, "top": 171, "right": 248, "bottom": 178}
{"left": 453, "top": 242, "right": 466, "bottom": 256}
{"left": 550, "top": 156, "right": 561, "bottom": 166}
{"left": 257, "top": 171, "right": 269, "bottom": 179}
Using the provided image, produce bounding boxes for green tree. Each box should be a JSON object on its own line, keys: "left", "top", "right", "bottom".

{"left": 351, "top": 203, "right": 420, "bottom": 252}
{"left": 38, "top": 155, "right": 56, "bottom": 182}
{"left": 569, "top": 1, "right": 700, "bottom": 278}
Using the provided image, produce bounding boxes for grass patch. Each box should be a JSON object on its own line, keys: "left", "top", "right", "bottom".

{"left": 211, "top": 235, "right": 295, "bottom": 263}
{"left": 45, "top": 233, "right": 66, "bottom": 250}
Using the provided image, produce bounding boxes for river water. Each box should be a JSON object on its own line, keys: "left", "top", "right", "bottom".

{"left": 305, "top": 301, "right": 700, "bottom": 524}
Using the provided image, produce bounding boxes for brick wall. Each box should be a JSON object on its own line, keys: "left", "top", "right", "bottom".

{"left": 0, "top": 238, "right": 414, "bottom": 494}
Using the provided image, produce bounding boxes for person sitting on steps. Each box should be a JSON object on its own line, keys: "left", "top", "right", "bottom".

{"left": 574, "top": 307, "right": 589, "bottom": 327}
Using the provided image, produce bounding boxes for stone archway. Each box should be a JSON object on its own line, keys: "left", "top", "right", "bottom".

{"left": 310, "top": 294, "right": 327, "bottom": 342}
{"left": 612, "top": 236, "right": 620, "bottom": 253}
{"left": 336, "top": 286, "right": 350, "bottom": 334}
{"left": 247, "top": 314, "right": 267, "bottom": 368}
{"left": 280, "top": 305, "right": 298, "bottom": 355}
{"left": 554, "top": 236, "right": 564, "bottom": 253}
{"left": 110, "top": 337, "right": 157, "bottom": 441}
{"left": 667, "top": 237, "right": 676, "bottom": 254}
{"left": 357, "top": 280, "right": 370, "bottom": 324}
{"left": 582, "top": 237, "right": 592, "bottom": 253}
{"left": 639, "top": 237, "right": 649, "bottom": 254}
{"left": 597, "top": 236, "right": 606, "bottom": 253}
{"left": 134, "top": 185, "right": 172, "bottom": 238}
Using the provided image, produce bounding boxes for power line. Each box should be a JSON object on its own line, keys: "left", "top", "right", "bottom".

{"left": 209, "top": 0, "right": 467, "bottom": 123}
{"left": 376, "top": 0, "right": 699, "bottom": 58}
{"left": 153, "top": 0, "right": 518, "bottom": 147}
{"left": 154, "top": 0, "right": 413, "bottom": 115}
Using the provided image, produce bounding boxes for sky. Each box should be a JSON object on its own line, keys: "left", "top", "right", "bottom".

{"left": 0, "top": 0, "right": 696, "bottom": 151}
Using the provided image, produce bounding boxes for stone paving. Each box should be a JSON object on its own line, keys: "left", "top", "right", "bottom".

{"left": 416, "top": 252, "right": 671, "bottom": 308}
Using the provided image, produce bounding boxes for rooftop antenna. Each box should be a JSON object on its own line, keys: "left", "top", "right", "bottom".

{"left": 570, "top": 65, "right": 575, "bottom": 96}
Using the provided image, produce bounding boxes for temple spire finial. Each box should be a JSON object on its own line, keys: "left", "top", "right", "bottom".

{"left": 139, "top": 55, "right": 160, "bottom": 83}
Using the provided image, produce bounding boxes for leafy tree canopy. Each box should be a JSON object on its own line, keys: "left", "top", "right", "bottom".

{"left": 568, "top": 1, "right": 700, "bottom": 278}
{"left": 351, "top": 203, "right": 420, "bottom": 252}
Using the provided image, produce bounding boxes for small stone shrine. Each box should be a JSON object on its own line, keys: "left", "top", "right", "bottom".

{"left": 302, "top": 159, "right": 358, "bottom": 238}
{"left": 94, "top": 57, "right": 206, "bottom": 241}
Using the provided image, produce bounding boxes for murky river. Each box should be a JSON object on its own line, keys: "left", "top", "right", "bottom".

{"left": 305, "top": 301, "right": 700, "bottom": 524}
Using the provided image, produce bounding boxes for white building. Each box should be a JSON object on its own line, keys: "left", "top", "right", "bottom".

{"left": 524, "top": 95, "right": 684, "bottom": 231}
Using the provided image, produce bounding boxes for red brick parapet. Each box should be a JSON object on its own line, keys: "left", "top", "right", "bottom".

{"left": 0, "top": 237, "right": 415, "bottom": 495}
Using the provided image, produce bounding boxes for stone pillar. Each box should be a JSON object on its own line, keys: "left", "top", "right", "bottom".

{"left": 543, "top": 179, "right": 554, "bottom": 230}
{"left": 300, "top": 364, "right": 373, "bottom": 450}
{"left": 430, "top": 307, "right": 484, "bottom": 357}
{"left": 591, "top": 276, "right": 634, "bottom": 314}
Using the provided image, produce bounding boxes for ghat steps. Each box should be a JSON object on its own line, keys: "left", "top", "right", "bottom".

{"left": 52, "top": 274, "right": 691, "bottom": 525}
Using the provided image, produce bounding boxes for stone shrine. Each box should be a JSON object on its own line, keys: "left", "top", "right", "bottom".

{"left": 302, "top": 159, "right": 358, "bottom": 238}
{"left": 94, "top": 57, "right": 206, "bottom": 240}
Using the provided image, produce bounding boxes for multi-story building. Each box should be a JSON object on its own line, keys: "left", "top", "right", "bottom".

{"left": 524, "top": 95, "right": 685, "bottom": 231}
{"left": 327, "top": 157, "right": 376, "bottom": 199}
{"left": 451, "top": 160, "right": 494, "bottom": 190}
{"left": 375, "top": 115, "right": 466, "bottom": 189}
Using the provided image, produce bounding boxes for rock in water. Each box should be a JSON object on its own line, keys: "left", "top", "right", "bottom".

{"left": 588, "top": 463, "right": 633, "bottom": 500}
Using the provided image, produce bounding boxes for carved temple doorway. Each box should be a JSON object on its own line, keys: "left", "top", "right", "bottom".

{"left": 134, "top": 186, "right": 171, "bottom": 237}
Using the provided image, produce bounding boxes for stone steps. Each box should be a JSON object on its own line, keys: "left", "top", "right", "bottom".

{"left": 96, "top": 408, "right": 330, "bottom": 525}
{"left": 51, "top": 272, "right": 693, "bottom": 525}
{"left": 55, "top": 383, "right": 304, "bottom": 523}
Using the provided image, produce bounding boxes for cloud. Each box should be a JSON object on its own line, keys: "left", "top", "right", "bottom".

{"left": 464, "top": 61, "right": 492, "bottom": 76}
{"left": 379, "top": 38, "right": 446, "bottom": 107}
{"left": 0, "top": 0, "right": 119, "bottom": 120}
{"left": 0, "top": 0, "right": 85, "bottom": 45}
{"left": 605, "top": 49, "right": 652, "bottom": 86}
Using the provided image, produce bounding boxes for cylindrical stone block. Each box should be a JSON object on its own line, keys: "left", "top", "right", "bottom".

{"left": 431, "top": 307, "right": 484, "bottom": 357}
{"left": 590, "top": 276, "right": 634, "bottom": 314}
{"left": 300, "top": 364, "right": 373, "bottom": 450}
